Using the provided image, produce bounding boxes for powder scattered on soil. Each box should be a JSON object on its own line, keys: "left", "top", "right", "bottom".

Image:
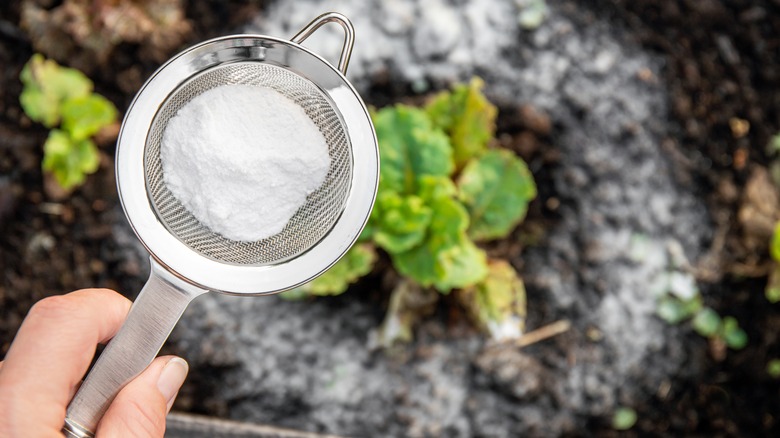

{"left": 160, "top": 84, "right": 330, "bottom": 242}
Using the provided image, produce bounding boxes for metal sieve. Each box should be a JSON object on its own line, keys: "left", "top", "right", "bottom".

{"left": 146, "top": 63, "right": 352, "bottom": 265}
{"left": 63, "top": 12, "right": 378, "bottom": 437}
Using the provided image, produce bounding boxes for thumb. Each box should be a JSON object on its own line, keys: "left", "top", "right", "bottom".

{"left": 96, "top": 356, "right": 188, "bottom": 437}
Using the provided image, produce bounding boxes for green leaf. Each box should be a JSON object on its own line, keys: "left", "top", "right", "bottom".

{"left": 656, "top": 295, "right": 701, "bottom": 325}
{"left": 390, "top": 177, "right": 467, "bottom": 287}
{"left": 61, "top": 94, "right": 118, "bottom": 141}
{"left": 426, "top": 77, "right": 496, "bottom": 168}
{"left": 420, "top": 177, "right": 467, "bottom": 238}
{"left": 19, "top": 86, "right": 60, "bottom": 128}
{"left": 372, "top": 105, "right": 454, "bottom": 195}
{"left": 458, "top": 149, "right": 537, "bottom": 241}
{"left": 657, "top": 297, "right": 686, "bottom": 324}
{"left": 391, "top": 178, "right": 487, "bottom": 292}
{"left": 767, "top": 285, "right": 780, "bottom": 304}
{"left": 766, "top": 133, "right": 780, "bottom": 157}
{"left": 766, "top": 264, "right": 780, "bottom": 303}
{"left": 372, "top": 192, "right": 432, "bottom": 254}
{"left": 19, "top": 54, "right": 93, "bottom": 127}
{"left": 417, "top": 174, "right": 458, "bottom": 201}
{"left": 42, "top": 130, "right": 100, "bottom": 189}
{"left": 767, "top": 359, "right": 780, "bottom": 378}
{"left": 21, "top": 54, "right": 93, "bottom": 100}
{"left": 291, "top": 243, "right": 377, "bottom": 297}
{"left": 433, "top": 236, "right": 488, "bottom": 292}
{"left": 392, "top": 243, "right": 439, "bottom": 289}
{"left": 458, "top": 260, "right": 526, "bottom": 340}
{"left": 720, "top": 316, "right": 747, "bottom": 350}
{"left": 612, "top": 407, "right": 637, "bottom": 430}
{"left": 771, "top": 222, "right": 780, "bottom": 263}
{"left": 518, "top": 0, "right": 550, "bottom": 30}
{"left": 692, "top": 307, "right": 721, "bottom": 337}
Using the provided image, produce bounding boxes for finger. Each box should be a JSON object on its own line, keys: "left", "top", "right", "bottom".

{"left": 97, "top": 355, "right": 188, "bottom": 438}
{"left": 0, "top": 289, "right": 131, "bottom": 435}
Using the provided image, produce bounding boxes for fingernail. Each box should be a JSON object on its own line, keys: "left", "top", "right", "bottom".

{"left": 157, "top": 357, "right": 188, "bottom": 410}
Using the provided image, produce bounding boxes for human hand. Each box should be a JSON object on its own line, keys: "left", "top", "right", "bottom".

{"left": 0, "top": 289, "right": 188, "bottom": 437}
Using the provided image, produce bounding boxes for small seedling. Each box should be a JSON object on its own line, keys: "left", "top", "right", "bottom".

{"left": 767, "top": 359, "right": 780, "bottom": 378}
{"left": 720, "top": 316, "right": 748, "bottom": 350}
{"left": 655, "top": 268, "right": 747, "bottom": 351}
{"left": 517, "top": 0, "right": 549, "bottom": 30}
{"left": 612, "top": 407, "right": 637, "bottom": 430}
{"left": 692, "top": 307, "right": 721, "bottom": 337}
{"left": 657, "top": 295, "right": 701, "bottom": 325}
{"left": 19, "top": 54, "right": 117, "bottom": 190}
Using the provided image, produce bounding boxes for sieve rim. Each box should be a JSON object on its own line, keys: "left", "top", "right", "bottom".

{"left": 116, "top": 33, "right": 378, "bottom": 295}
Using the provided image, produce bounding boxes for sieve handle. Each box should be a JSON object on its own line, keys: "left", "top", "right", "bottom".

{"left": 62, "top": 258, "right": 208, "bottom": 437}
{"left": 291, "top": 12, "right": 355, "bottom": 75}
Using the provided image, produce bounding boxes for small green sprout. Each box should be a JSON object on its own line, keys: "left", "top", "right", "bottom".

{"left": 657, "top": 295, "right": 701, "bottom": 325}
{"left": 612, "top": 407, "right": 637, "bottom": 430}
{"left": 767, "top": 279, "right": 780, "bottom": 304}
{"left": 690, "top": 308, "right": 747, "bottom": 349}
{"left": 720, "top": 316, "right": 748, "bottom": 350}
{"left": 19, "top": 54, "right": 117, "bottom": 190}
{"left": 655, "top": 269, "right": 747, "bottom": 351}
{"left": 767, "top": 359, "right": 780, "bottom": 378}
{"left": 692, "top": 307, "right": 721, "bottom": 337}
{"left": 517, "top": 0, "right": 549, "bottom": 30}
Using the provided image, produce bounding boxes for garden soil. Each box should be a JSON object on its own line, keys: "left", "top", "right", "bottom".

{"left": 0, "top": 0, "right": 778, "bottom": 436}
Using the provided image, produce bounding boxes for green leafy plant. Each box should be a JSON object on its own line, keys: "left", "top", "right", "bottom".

{"left": 20, "top": 54, "right": 117, "bottom": 190}
{"left": 285, "top": 78, "right": 537, "bottom": 345}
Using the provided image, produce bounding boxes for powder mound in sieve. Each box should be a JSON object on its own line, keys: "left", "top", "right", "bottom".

{"left": 160, "top": 84, "right": 331, "bottom": 242}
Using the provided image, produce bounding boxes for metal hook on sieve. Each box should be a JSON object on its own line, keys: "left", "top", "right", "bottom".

{"left": 291, "top": 12, "right": 355, "bottom": 75}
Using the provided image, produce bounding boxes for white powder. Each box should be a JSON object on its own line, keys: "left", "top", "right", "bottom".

{"left": 160, "top": 84, "right": 330, "bottom": 242}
